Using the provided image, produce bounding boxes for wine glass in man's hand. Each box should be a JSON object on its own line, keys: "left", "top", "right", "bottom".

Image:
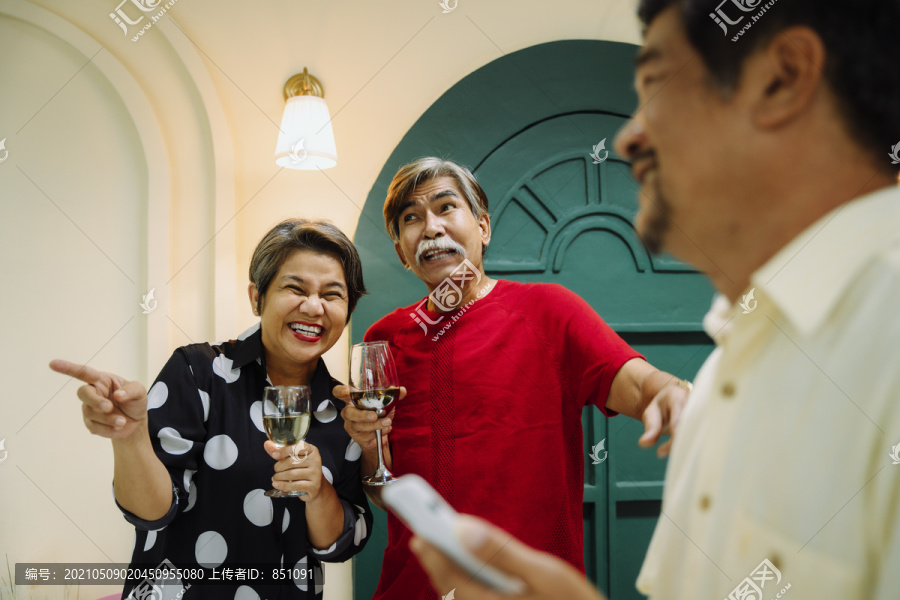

{"left": 349, "top": 341, "right": 401, "bottom": 486}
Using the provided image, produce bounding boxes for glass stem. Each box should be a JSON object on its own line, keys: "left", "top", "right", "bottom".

{"left": 374, "top": 428, "right": 386, "bottom": 476}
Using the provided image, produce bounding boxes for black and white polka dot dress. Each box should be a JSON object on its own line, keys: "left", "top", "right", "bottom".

{"left": 118, "top": 324, "right": 372, "bottom": 599}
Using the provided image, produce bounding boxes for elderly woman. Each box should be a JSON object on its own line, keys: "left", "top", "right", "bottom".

{"left": 50, "top": 219, "right": 372, "bottom": 600}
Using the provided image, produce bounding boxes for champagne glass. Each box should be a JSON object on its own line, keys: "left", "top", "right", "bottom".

{"left": 262, "top": 385, "right": 311, "bottom": 497}
{"left": 349, "top": 341, "right": 401, "bottom": 486}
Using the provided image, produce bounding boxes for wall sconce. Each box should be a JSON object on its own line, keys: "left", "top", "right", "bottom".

{"left": 274, "top": 68, "right": 337, "bottom": 170}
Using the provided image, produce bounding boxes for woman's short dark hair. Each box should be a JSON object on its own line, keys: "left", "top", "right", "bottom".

{"left": 249, "top": 219, "right": 367, "bottom": 316}
{"left": 637, "top": 0, "right": 900, "bottom": 164}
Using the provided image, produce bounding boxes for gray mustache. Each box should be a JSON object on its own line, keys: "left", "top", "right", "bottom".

{"left": 415, "top": 238, "right": 467, "bottom": 266}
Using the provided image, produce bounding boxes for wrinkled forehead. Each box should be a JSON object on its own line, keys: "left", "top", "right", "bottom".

{"left": 408, "top": 175, "right": 463, "bottom": 200}
{"left": 400, "top": 176, "right": 465, "bottom": 213}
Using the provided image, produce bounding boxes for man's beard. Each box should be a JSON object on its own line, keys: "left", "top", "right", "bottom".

{"left": 637, "top": 177, "right": 673, "bottom": 255}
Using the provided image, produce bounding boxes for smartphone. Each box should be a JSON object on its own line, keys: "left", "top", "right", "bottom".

{"left": 382, "top": 474, "right": 527, "bottom": 595}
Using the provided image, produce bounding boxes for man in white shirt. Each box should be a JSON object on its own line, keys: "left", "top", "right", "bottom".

{"left": 408, "top": 0, "right": 900, "bottom": 598}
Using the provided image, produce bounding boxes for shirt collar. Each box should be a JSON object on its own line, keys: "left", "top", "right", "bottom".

{"left": 231, "top": 322, "right": 264, "bottom": 369}
{"left": 702, "top": 293, "right": 737, "bottom": 344}
{"left": 228, "top": 322, "right": 336, "bottom": 399}
{"left": 751, "top": 185, "right": 900, "bottom": 337}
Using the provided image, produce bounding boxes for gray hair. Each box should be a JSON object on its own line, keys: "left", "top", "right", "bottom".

{"left": 383, "top": 158, "right": 490, "bottom": 255}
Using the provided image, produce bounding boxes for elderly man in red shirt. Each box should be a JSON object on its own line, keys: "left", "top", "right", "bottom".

{"left": 337, "top": 157, "right": 690, "bottom": 600}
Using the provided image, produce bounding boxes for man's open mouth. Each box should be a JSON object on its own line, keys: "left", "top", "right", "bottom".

{"left": 422, "top": 248, "right": 458, "bottom": 262}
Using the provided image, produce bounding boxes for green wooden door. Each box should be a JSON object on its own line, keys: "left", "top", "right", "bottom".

{"left": 350, "top": 40, "right": 714, "bottom": 600}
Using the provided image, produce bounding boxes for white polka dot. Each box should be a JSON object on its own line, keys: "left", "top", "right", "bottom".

{"left": 147, "top": 381, "right": 168, "bottom": 410}
{"left": 243, "top": 489, "right": 273, "bottom": 527}
{"left": 195, "top": 531, "right": 228, "bottom": 568}
{"left": 182, "top": 469, "right": 194, "bottom": 492}
{"left": 249, "top": 401, "right": 264, "bottom": 433}
{"left": 322, "top": 465, "right": 333, "bottom": 485}
{"left": 293, "top": 557, "right": 308, "bottom": 591}
{"left": 157, "top": 582, "right": 185, "bottom": 600}
{"left": 158, "top": 427, "right": 192, "bottom": 455}
{"left": 234, "top": 585, "right": 259, "bottom": 600}
{"left": 345, "top": 440, "right": 362, "bottom": 461}
{"left": 313, "top": 400, "right": 337, "bottom": 423}
{"left": 185, "top": 480, "right": 198, "bottom": 512}
{"left": 198, "top": 389, "right": 210, "bottom": 421}
{"left": 282, "top": 508, "right": 290, "bottom": 533}
{"left": 144, "top": 530, "right": 157, "bottom": 551}
{"left": 212, "top": 355, "right": 241, "bottom": 383}
{"left": 353, "top": 514, "right": 367, "bottom": 546}
{"left": 183, "top": 469, "right": 198, "bottom": 512}
{"left": 237, "top": 322, "right": 259, "bottom": 341}
{"left": 204, "top": 434, "right": 238, "bottom": 470}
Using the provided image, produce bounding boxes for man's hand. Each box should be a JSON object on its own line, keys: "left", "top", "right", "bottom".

{"left": 49, "top": 359, "right": 148, "bottom": 440}
{"left": 333, "top": 384, "right": 403, "bottom": 452}
{"left": 638, "top": 379, "right": 688, "bottom": 457}
{"left": 607, "top": 359, "right": 690, "bottom": 457}
{"left": 410, "top": 515, "right": 606, "bottom": 600}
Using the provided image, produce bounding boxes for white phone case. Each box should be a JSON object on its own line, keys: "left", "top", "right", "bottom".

{"left": 382, "top": 474, "right": 527, "bottom": 595}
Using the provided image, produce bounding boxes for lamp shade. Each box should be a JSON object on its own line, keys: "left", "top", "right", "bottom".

{"left": 274, "top": 95, "right": 337, "bottom": 169}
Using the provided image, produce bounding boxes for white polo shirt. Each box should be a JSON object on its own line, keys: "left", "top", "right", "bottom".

{"left": 636, "top": 185, "right": 900, "bottom": 600}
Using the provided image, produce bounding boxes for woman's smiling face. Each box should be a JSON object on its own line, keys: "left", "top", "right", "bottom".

{"left": 250, "top": 249, "right": 349, "bottom": 378}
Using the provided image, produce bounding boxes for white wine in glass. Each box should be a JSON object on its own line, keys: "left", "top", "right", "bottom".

{"left": 349, "top": 341, "right": 400, "bottom": 486}
{"left": 262, "top": 385, "right": 311, "bottom": 497}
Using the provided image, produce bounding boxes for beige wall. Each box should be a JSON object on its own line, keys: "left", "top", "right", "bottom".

{"left": 0, "top": 0, "right": 641, "bottom": 598}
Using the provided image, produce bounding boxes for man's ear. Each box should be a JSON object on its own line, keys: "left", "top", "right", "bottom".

{"left": 747, "top": 26, "right": 826, "bottom": 130}
{"left": 479, "top": 212, "right": 492, "bottom": 247}
{"left": 394, "top": 242, "right": 411, "bottom": 270}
